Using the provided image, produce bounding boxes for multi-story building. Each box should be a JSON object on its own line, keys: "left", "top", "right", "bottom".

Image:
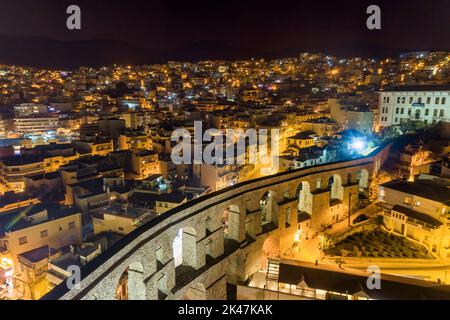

{"left": 287, "top": 131, "right": 318, "bottom": 150}
{"left": 154, "top": 192, "right": 187, "bottom": 215}
{"left": 13, "top": 116, "right": 59, "bottom": 136}
{"left": 46, "top": 243, "right": 102, "bottom": 292}
{"left": 378, "top": 178, "right": 450, "bottom": 260}
{"left": 300, "top": 117, "right": 339, "bottom": 137}
{"left": 0, "top": 155, "right": 44, "bottom": 193}
{"left": 130, "top": 150, "right": 160, "bottom": 179}
{"left": 14, "top": 103, "right": 48, "bottom": 117}
{"left": 14, "top": 245, "right": 60, "bottom": 300}
{"left": 0, "top": 203, "right": 82, "bottom": 264}
{"left": 93, "top": 202, "right": 154, "bottom": 235}
{"left": 329, "top": 98, "right": 373, "bottom": 134}
{"left": 0, "top": 115, "right": 13, "bottom": 138}
{"left": 377, "top": 85, "right": 450, "bottom": 129}
{"left": 73, "top": 139, "right": 114, "bottom": 156}
{"left": 198, "top": 163, "right": 239, "bottom": 192}
{"left": 118, "top": 130, "right": 151, "bottom": 151}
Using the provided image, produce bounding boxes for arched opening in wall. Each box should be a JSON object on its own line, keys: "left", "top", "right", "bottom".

{"left": 173, "top": 226, "right": 198, "bottom": 278}
{"left": 155, "top": 245, "right": 164, "bottom": 270}
{"left": 183, "top": 282, "right": 207, "bottom": 300}
{"left": 357, "top": 169, "right": 369, "bottom": 192}
{"left": 157, "top": 273, "right": 168, "bottom": 300}
{"left": 222, "top": 204, "right": 240, "bottom": 240}
{"left": 260, "top": 235, "right": 280, "bottom": 271}
{"left": 245, "top": 217, "right": 256, "bottom": 240}
{"left": 260, "top": 191, "right": 275, "bottom": 225}
{"left": 284, "top": 207, "right": 291, "bottom": 228}
{"left": 327, "top": 174, "right": 343, "bottom": 205}
{"left": 115, "top": 262, "right": 146, "bottom": 300}
{"left": 347, "top": 173, "right": 353, "bottom": 185}
{"left": 297, "top": 181, "right": 312, "bottom": 215}
{"left": 115, "top": 269, "right": 128, "bottom": 300}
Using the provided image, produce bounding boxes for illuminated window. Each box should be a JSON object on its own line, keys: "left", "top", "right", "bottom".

{"left": 40, "top": 230, "right": 48, "bottom": 238}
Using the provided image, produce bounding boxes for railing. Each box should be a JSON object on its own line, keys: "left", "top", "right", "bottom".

{"left": 406, "top": 217, "right": 437, "bottom": 230}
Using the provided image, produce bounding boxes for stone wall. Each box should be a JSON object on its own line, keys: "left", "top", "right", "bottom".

{"left": 44, "top": 143, "right": 392, "bottom": 300}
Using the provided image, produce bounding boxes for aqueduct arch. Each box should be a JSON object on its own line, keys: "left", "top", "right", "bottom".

{"left": 328, "top": 173, "right": 343, "bottom": 202}
{"left": 42, "top": 143, "right": 391, "bottom": 300}
{"left": 222, "top": 204, "right": 240, "bottom": 241}
{"left": 358, "top": 168, "right": 370, "bottom": 191}
{"left": 260, "top": 190, "right": 277, "bottom": 225}
{"left": 115, "top": 262, "right": 145, "bottom": 300}
{"left": 297, "top": 181, "right": 312, "bottom": 214}
{"left": 173, "top": 226, "right": 198, "bottom": 269}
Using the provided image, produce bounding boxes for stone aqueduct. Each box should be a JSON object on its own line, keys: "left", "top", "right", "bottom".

{"left": 43, "top": 144, "right": 391, "bottom": 300}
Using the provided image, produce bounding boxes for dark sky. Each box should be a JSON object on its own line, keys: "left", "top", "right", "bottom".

{"left": 1, "top": 0, "right": 450, "bottom": 66}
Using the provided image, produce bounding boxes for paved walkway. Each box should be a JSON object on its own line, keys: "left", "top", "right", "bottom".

{"left": 325, "top": 202, "right": 381, "bottom": 238}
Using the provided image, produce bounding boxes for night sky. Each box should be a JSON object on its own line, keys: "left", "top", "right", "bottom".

{"left": 1, "top": 0, "right": 450, "bottom": 67}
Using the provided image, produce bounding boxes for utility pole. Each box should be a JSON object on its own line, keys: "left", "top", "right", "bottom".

{"left": 348, "top": 192, "right": 352, "bottom": 227}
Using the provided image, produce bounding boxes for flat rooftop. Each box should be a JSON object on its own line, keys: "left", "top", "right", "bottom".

{"left": 381, "top": 84, "right": 450, "bottom": 92}
{"left": 278, "top": 260, "right": 450, "bottom": 299}
{"left": 381, "top": 180, "right": 450, "bottom": 204}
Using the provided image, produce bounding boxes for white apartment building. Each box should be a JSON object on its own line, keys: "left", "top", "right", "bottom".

{"left": 14, "top": 117, "right": 59, "bottom": 135}
{"left": 377, "top": 85, "right": 450, "bottom": 129}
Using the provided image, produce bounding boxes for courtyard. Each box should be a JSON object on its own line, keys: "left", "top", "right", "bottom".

{"left": 325, "top": 230, "right": 433, "bottom": 259}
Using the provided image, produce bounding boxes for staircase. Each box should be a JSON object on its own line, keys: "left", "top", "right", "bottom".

{"left": 265, "top": 258, "right": 280, "bottom": 286}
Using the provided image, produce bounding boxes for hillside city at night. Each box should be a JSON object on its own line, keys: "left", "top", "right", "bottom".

{"left": 0, "top": 0, "right": 450, "bottom": 304}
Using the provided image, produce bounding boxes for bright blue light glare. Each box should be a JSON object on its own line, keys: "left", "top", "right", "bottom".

{"left": 351, "top": 138, "right": 365, "bottom": 151}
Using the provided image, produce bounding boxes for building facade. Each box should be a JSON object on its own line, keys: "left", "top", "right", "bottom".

{"left": 377, "top": 85, "right": 450, "bottom": 129}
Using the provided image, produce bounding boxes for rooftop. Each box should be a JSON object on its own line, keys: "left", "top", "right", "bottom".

{"left": 288, "top": 131, "right": 317, "bottom": 140}
{"left": 392, "top": 204, "right": 443, "bottom": 227}
{"left": 381, "top": 180, "right": 450, "bottom": 205}
{"left": 18, "top": 245, "right": 60, "bottom": 264}
{"left": 0, "top": 203, "right": 80, "bottom": 235}
{"left": 278, "top": 260, "right": 450, "bottom": 299}
{"left": 381, "top": 84, "right": 450, "bottom": 92}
